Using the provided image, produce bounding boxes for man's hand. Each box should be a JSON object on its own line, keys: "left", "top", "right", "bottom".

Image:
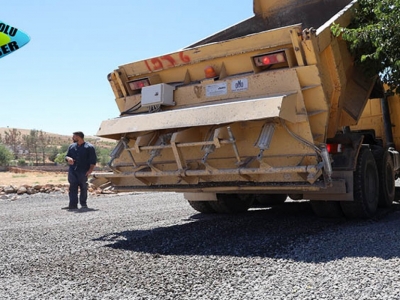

{"left": 86, "top": 164, "right": 95, "bottom": 177}
{"left": 65, "top": 156, "right": 74, "bottom": 166}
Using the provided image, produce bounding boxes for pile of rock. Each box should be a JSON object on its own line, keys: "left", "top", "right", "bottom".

{"left": 1, "top": 184, "right": 68, "bottom": 195}
{"left": 0, "top": 184, "right": 105, "bottom": 199}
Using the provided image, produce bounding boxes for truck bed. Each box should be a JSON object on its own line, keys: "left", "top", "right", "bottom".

{"left": 188, "top": 0, "right": 353, "bottom": 47}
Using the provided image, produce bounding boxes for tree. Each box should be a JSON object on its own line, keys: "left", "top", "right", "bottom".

{"left": 0, "top": 144, "right": 13, "bottom": 166}
{"left": 22, "top": 130, "right": 39, "bottom": 164}
{"left": 21, "top": 129, "right": 51, "bottom": 165}
{"left": 332, "top": 0, "right": 400, "bottom": 93}
{"left": 4, "top": 128, "right": 22, "bottom": 159}
{"left": 38, "top": 130, "right": 51, "bottom": 164}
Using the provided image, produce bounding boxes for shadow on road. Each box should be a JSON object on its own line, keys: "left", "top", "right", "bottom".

{"left": 93, "top": 201, "right": 400, "bottom": 262}
{"left": 66, "top": 208, "right": 99, "bottom": 213}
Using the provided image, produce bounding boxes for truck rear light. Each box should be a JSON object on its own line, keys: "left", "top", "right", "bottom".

{"left": 204, "top": 66, "right": 217, "bottom": 78}
{"left": 326, "top": 143, "right": 343, "bottom": 154}
{"left": 253, "top": 51, "right": 286, "bottom": 67}
{"left": 128, "top": 78, "right": 151, "bottom": 91}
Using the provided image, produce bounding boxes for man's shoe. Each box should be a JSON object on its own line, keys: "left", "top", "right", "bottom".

{"left": 62, "top": 206, "right": 78, "bottom": 210}
{"left": 80, "top": 205, "right": 88, "bottom": 209}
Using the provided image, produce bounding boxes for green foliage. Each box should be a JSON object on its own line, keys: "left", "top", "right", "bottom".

{"left": 54, "top": 151, "right": 67, "bottom": 165}
{"left": 8, "top": 160, "right": 18, "bottom": 167}
{"left": 22, "top": 129, "right": 38, "bottom": 163}
{"left": 21, "top": 129, "right": 53, "bottom": 165}
{"left": 4, "top": 128, "right": 21, "bottom": 159}
{"left": 95, "top": 146, "right": 110, "bottom": 159}
{"left": 94, "top": 145, "right": 111, "bottom": 167}
{"left": 48, "top": 146, "right": 59, "bottom": 162}
{"left": 332, "top": 0, "right": 400, "bottom": 93}
{"left": 59, "top": 144, "right": 69, "bottom": 153}
{"left": 47, "top": 144, "right": 69, "bottom": 163}
{"left": 99, "top": 155, "right": 109, "bottom": 167}
{"left": 17, "top": 158, "right": 27, "bottom": 166}
{"left": 0, "top": 144, "right": 13, "bottom": 166}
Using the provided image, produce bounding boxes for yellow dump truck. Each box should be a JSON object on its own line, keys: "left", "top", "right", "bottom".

{"left": 93, "top": 0, "right": 400, "bottom": 218}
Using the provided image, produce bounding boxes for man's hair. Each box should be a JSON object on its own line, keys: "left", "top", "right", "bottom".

{"left": 73, "top": 131, "right": 84, "bottom": 139}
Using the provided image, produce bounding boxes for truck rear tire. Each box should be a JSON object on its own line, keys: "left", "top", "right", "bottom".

{"left": 187, "top": 201, "right": 216, "bottom": 214}
{"left": 374, "top": 149, "right": 395, "bottom": 208}
{"left": 254, "top": 194, "right": 287, "bottom": 206}
{"left": 310, "top": 201, "right": 344, "bottom": 218}
{"left": 209, "top": 194, "right": 254, "bottom": 213}
{"left": 340, "top": 147, "right": 379, "bottom": 218}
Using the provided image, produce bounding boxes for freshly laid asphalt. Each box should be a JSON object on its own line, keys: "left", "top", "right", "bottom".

{"left": 1, "top": 192, "right": 400, "bottom": 299}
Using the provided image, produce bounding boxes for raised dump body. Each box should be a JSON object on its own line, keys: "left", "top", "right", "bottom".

{"left": 93, "top": 0, "right": 400, "bottom": 218}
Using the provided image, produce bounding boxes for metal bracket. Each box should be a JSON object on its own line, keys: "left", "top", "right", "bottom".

{"left": 256, "top": 123, "right": 275, "bottom": 161}
{"left": 108, "top": 137, "right": 135, "bottom": 172}
{"left": 147, "top": 133, "right": 172, "bottom": 168}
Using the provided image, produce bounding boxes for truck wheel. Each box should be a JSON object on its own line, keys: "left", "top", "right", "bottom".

{"left": 187, "top": 201, "right": 216, "bottom": 214}
{"left": 254, "top": 194, "right": 287, "bottom": 206}
{"left": 209, "top": 194, "right": 254, "bottom": 213}
{"left": 310, "top": 201, "right": 344, "bottom": 218}
{"left": 374, "top": 150, "right": 395, "bottom": 208}
{"left": 288, "top": 194, "right": 303, "bottom": 200}
{"left": 340, "top": 147, "right": 379, "bottom": 218}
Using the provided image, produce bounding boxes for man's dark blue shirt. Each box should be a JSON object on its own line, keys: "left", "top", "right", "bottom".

{"left": 66, "top": 142, "right": 97, "bottom": 173}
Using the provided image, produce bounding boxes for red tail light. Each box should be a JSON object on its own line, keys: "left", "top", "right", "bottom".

{"left": 253, "top": 51, "right": 286, "bottom": 67}
{"left": 128, "top": 78, "right": 150, "bottom": 91}
{"left": 327, "top": 144, "right": 343, "bottom": 154}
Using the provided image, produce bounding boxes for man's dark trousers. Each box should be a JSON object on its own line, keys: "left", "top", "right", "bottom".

{"left": 68, "top": 170, "right": 88, "bottom": 207}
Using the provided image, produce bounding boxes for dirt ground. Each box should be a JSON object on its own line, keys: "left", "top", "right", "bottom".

{"left": 0, "top": 171, "right": 68, "bottom": 186}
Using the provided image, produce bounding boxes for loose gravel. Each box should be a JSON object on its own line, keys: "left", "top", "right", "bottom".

{"left": 1, "top": 192, "right": 400, "bottom": 299}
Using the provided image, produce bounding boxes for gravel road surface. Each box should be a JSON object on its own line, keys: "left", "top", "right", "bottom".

{"left": 1, "top": 192, "right": 400, "bottom": 299}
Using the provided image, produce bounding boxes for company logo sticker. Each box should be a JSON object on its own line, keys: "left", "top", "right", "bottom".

{"left": 0, "top": 21, "right": 30, "bottom": 59}
{"left": 231, "top": 78, "right": 248, "bottom": 92}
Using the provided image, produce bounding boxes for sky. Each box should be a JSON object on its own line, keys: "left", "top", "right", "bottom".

{"left": 0, "top": 1, "right": 253, "bottom": 136}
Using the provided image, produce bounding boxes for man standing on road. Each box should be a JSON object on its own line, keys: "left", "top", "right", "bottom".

{"left": 63, "top": 131, "right": 97, "bottom": 210}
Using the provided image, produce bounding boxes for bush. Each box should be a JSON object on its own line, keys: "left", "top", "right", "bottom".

{"left": 100, "top": 155, "right": 109, "bottom": 167}
{"left": 48, "top": 146, "right": 59, "bottom": 162}
{"left": 54, "top": 151, "right": 67, "bottom": 165}
{"left": 0, "top": 144, "right": 13, "bottom": 166}
{"left": 17, "top": 159, "right": 27, "bottom": 166}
